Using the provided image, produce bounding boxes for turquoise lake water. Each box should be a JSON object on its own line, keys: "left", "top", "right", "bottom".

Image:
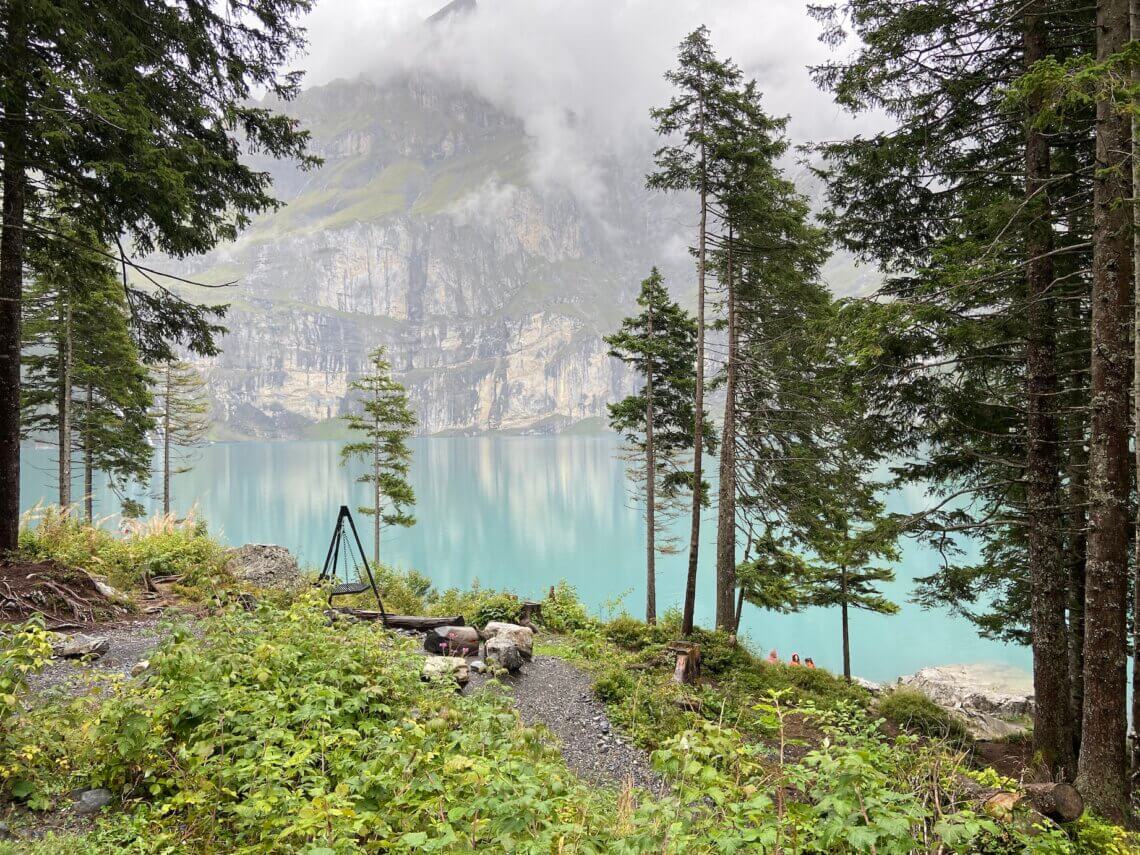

{"left": 19, "top": 435, "right": 1030, "bottom": 683}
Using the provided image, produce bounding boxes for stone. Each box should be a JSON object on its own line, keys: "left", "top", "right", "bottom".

{"left": 421, "top": 656, "right": 470, "bottom": 686}
{"left": 51, "top": 633, "right": 110, "bottom": 660}
{"left": 851, "top": 676, "right": 883, "bottom": 695}
{"left": 469, "top": 660, "right": 487, "bottom": 673}
{"left": 131, "top": 660, "right": 150, "bottom": 677}
{"left": 482, "top": 621, "right": 534, "bottom": 659}
{"left": 72, "top": 788, "right": 113, "bottom": 816}
{"left": 225, "top": 544, "right": 302, "bottom": 590}
{"left": 424, "top": 626, "right": 480, "bottom": 657}
{"left": 896, "top": 663, "right": 1033, "bottom": 740}
{"left": 485, "top": 637, "right": 523, "bottom": 672}
{"left": 88, "top": 576, "right": 128, "bottom": 603}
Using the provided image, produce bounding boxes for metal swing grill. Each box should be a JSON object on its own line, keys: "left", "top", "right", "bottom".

{"left": 317, "top": 505, "right": 386, "bottom": 616}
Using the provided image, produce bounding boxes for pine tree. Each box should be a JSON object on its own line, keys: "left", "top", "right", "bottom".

{"left": 606, "top": 268, "right": 706, "bottom": 624}
{"left": 810, "top": 0, "right": 1095, "bottom": 780}
{"left": 341, "top": 347, "right": 417, "bottom": 565}
{"left": 1075, "top": 0, "right": 1131, "bottom": 820}
{"left": 732, "top": 532, "right": 814, "bottom": 634}
{"left": 22, "top": 224, "right": 153, "bottom": 519}
{"left": 648, "top": 26, "right": 742, "bottom": 635}
{"left": 806, "top": 514, "right": 899, "bottom": 682}
{"left": 710, "top": 78, "right": 829, "bottom": 631}
{"left": 0, "top": 0, "right": 317, "bottom": 551}
{"left": 149, "top": 361, "right": 210, "bottom": 516}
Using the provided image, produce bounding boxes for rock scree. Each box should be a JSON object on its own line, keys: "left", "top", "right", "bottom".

{"left": 225, "top": 544, "right": 302, "bottom": 589}
{"left": 896, "top": 663, "right": 1033, "bottom": 740}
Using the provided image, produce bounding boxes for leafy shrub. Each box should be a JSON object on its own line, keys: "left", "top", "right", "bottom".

{"left": 603, "top": 614, "right": 665, "bottom": 650}
{"left": 593, "top": 667, "right": 636, "bottom": 704}
{"left": 471, "top": 591, "right": 523, "bottom": 627}
{"left": 540, "top": 582, "right": 594, "bottom": 633}
{"left": 0, "top": 619, "right": 54, "bottom": 803}
{"left": 877, "top": 687, "right": 971, "bottom": 746}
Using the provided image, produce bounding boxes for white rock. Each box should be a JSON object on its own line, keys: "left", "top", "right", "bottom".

{"left": 51, "top": 634, "right": 110, "bottom": 660}
{"left": 483, "top": 622, "right": 533, "bottom": 659}
{"left": 851, "top": 676, "right": 883, "bottom": 695}
{"left": 896, "top": 663, "right": 1033, "bottom": 740}
{"left": 469, "top": 660, "right": 487, "bottom": 673}
{"left": 130, "top": 660, "right": 150, "bottom": 677}
{"left": 226, "top": 544, "right": 301, "bottom": 589}
{"left": 421, "top": 656, "right": 470, "bottom": 686}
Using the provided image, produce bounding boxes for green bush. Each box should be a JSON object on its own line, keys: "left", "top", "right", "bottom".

{"left": 877, "top": 687, "right": 971, "bottom": 746}
{"left": 540, "top": 582, "right": 594, "bottom": 633}
{"left": 593, "top": 667, "right": 636, "bottom": 704}
{"left": 604, "top": 615, "right": 666, "bottom": 650}
{"left": 471, "top": 592, "right": 524, "bottom": 627}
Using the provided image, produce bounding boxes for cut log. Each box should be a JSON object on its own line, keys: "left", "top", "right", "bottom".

{"left": 331, "top": 609, "right": 466, "bottom": 630}
{"left": 519, "top": 601, "right": 543, "bottom": 626}
{"left": 424, "top": 625, "right": 481, "bottom": 656}
{"left": 668, "top": 641, "right": 701, "bottom": 685}
{"left": 958, "top": 776, "right": 1083, "bottom": 824}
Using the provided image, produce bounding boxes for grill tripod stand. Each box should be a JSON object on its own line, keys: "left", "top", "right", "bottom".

{"left": 317, "top": 505, "right": 386, "bottom": 615}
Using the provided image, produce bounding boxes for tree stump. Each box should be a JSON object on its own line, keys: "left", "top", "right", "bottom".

{"left": 668, "top": 641, "right": 701, "bottom": 685}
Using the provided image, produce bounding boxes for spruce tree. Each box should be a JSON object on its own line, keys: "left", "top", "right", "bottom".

{"left": 1076, "top": 0, "right": 1130, "bottom": 819}
{"left": 648, "top": 26, "right": 742, "bottom": 635}
{"left": 0, "top": 0, "right": 317, "bottom": 551}
{"left": 732, "top": 533, "right": 814, "bottom": 635}
{"left": 149, "top": 361, "right": 210, "bottom": 516}
{"left": 22, "top": 224, "right": 153, "bottom": 519}
{"left": 341, "top": 347, "right": 417, "bottom": 566}
{"left": 606, "top": 268, "right": 706, "bottom": 624}
{"left": 810, "top": 0, "right": 1095, "bottom": 781}
{"left": 806, "top": 514, "right": 899, "bottom": 682}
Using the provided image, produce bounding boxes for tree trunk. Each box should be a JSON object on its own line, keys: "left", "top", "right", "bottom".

{"left": 57, "top": 292, "right": 72, "bottom": 509}
{"left": 645, "top": 300, "right": 657, "bottom": 625}
{"left": 163, "top": 364, "right": 171, "bottom": 516}
{"left": 0, "top": 0, "right": 29, "bottom": 553}
{"left": 841, "top": 567, "right": 851, "bottom": 681}
{"left": 1023, "top": 1, "right": 1073, "bottom": 778}
{"left": 373, "top": 410, "right": 381, "bottom": 567}
{"left": 1131, "top": 0, "right": 1140, "bottom": 791}
{"left": 83, "top": 385, "right": 93, "bottom": 524}
{"left": 1067, "top": 433, "right": 1087, "bottom": 755}
{"left": 682, "top": 115, "right": 708, "bottom": 638}
{"left": 734, "top": 585, "right": 745, "bottom": 635}
{"left": 716, "top": 231, "right": 737, "bottom": 630}
{"left": 1076, "top": 0, "right": 1131, "bottom": 822}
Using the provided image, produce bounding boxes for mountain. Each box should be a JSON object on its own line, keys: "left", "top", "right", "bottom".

{"left": 175, "top": 74, "right": 677, "bottom": 439}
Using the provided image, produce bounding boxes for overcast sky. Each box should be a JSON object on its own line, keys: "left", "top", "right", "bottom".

{"left": 297, "top": 0, "right": 873, "bottom": 151}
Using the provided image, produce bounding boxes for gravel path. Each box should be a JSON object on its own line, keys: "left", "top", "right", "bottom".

{"left": 25, "top": 617, "right": 170, "bottom": 698}
{"left": 471, "top": 654, "right": 665, "bottom": 794}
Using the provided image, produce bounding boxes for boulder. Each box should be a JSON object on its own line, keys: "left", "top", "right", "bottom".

{"left": 485, "top": 637, "right": 523, "bottom": 672}
{"left": 470, "top": 660, "right": 487, "bottom": 674}
{"left": 226, "top": 544, "right": 302, "bottom": 590}
{"left": 130, "top": 660, "right": 150, "bottom": 677}
{"left": 897, "top": 663, "right": 1033, "bottom": 740}
{"left": 851, "top": 676, "right": 883, "bottom": 695}
{"left": 897, "top": 664, "right": 1034, "bottom": 717}
{"left": 424, "top": 626, "right": 480, "bottom": 657}
{"left": 51, "top": 633, "right": 110, "bottom": 660}
{"left": 72, "top": 788, "right": 113, "bottom": 816}
{"left": 483, "top": 621, "right": 533, "bottom": 659}
{"left": 421, "top": 656, "right": 469, "bottom": 686}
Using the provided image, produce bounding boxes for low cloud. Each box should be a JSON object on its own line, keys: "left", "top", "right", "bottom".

{"left": 298, "top": 0, "right": 879, "bottom": 219}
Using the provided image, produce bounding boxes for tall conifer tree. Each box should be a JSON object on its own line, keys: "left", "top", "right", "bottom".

{"left": 607, "top": 269, "right": 705, "bottom": 624}
{"left": 341, "top": 347, "right": 417, "bottom": 566}
{"left": 648, "top": 26, "right": 741, "bottom": 635}
{"left": 0, "top": 0, "right": 317, "bottom": 551}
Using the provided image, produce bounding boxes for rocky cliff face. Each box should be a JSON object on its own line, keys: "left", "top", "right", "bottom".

{"left": 178, "top": 75, "right": 670, "bottom": 438}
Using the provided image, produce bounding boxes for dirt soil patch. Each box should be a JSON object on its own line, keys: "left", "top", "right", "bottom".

{"left": 0, "top": 559, "right": 128, "bottom": 626}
